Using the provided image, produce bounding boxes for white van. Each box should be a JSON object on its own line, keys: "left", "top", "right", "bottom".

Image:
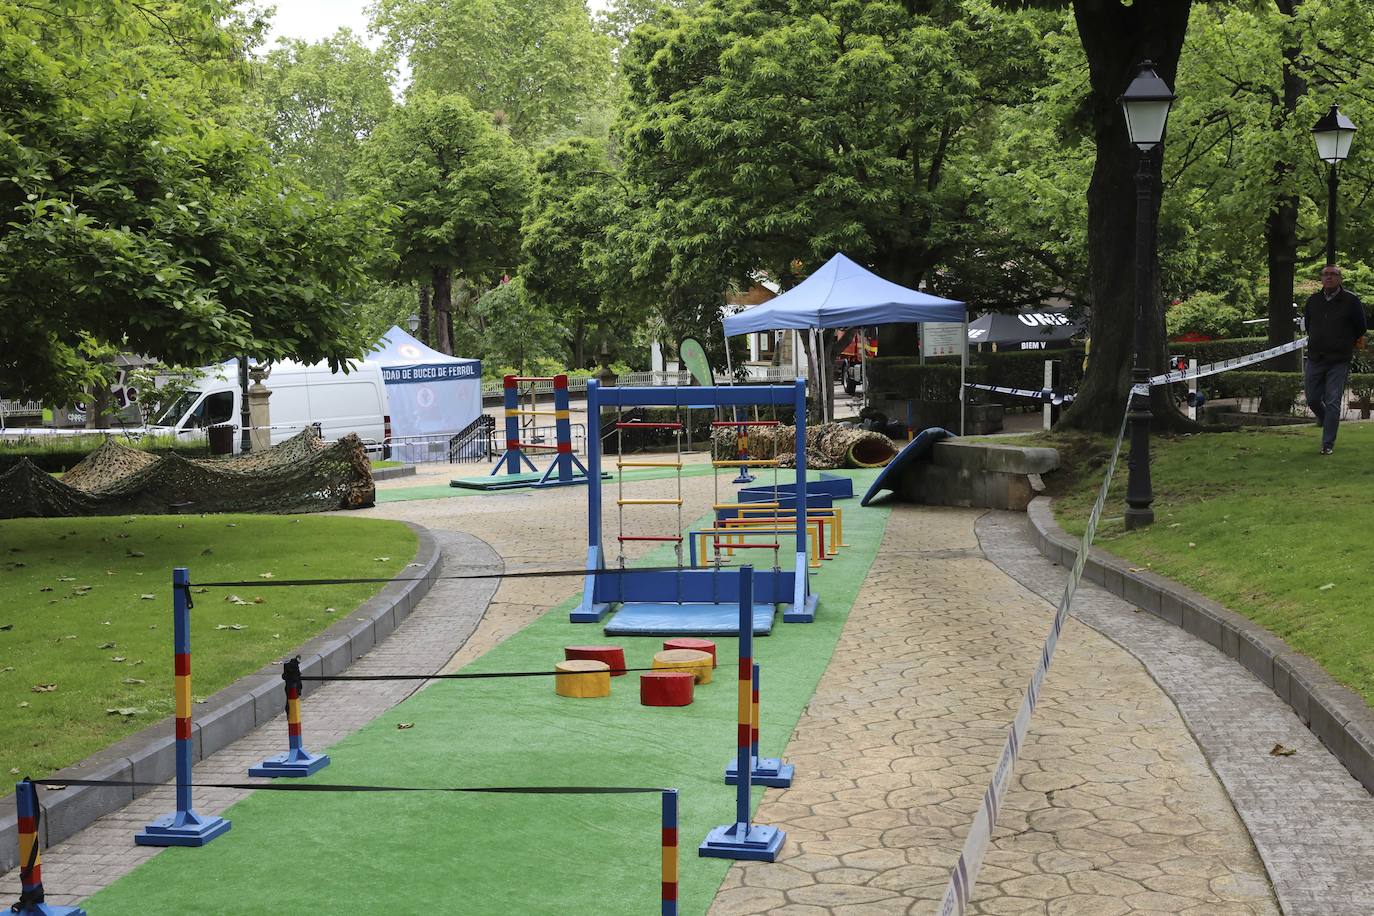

{"left": 152, "top": 361, "right": 388, "bottom": 452}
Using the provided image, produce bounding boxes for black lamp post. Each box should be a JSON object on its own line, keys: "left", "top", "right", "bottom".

{"left": 238, "top": 355, "right": 252, "bottom": 454}
{"left": 1312, "top": 104, "right": 1357, "bottom": 266}
{"left": 1119, "top": 61, "right": 1175, "bottom": 531}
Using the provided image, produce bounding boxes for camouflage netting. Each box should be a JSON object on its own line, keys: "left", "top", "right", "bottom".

{"left": 712, "top": 423, "right": 898, "bottom": 470}
{"left": 0, "top": 429, "right": 375, "bottom": 519}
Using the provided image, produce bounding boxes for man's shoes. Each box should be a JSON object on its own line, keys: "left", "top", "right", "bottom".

{"left": 1321, "top": 447, "right": 1334, "bottom": 455}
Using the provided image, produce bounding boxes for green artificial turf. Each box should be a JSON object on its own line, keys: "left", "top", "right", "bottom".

{"left": 1052, "top": 422, "right": 1374, "bottom": 707}
{"left": 0, "top": 515, "right": 416, "bottom": 778}
{"left": 87, "top": 469, "right": 889, "bottom": 916}
{"left": 380, "top": 461, "right": 725, "bottom": 503}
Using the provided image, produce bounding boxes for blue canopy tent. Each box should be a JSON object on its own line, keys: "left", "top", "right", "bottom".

{"left": 721, "top": 253, "right": 969, "bottom": 430}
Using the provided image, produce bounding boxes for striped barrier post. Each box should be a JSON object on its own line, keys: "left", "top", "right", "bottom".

{"left": 249, "top": 657, "right": 330, "bottom": 777}
{"left": 536, "top": 374, "right": 596, "bottom": 487}
{"left": 493, "top": 375, "right": 527, "bottom": 476}
{"left": 12, "top": 780, "right": 86, "bottom": 916}
{"left": 135, "top": 567, "right": 231, "bottom": 847}
{"left": 724, "top": 663, "right": 793, "bottom": 788}
{"left": 731, "top": 411, "right": 754, "bottom": 484}
{"left": 661, "top": 788, "right": 678, "bottom": 916}
{"left": 699, "top": 566, "right": 785, "bottom": 861}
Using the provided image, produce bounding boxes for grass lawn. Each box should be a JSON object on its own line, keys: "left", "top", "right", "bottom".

{"left": 0, "top": 515, "right": 416, "bottom": 778}
{"left": 87, "top": 469, "right": 889, "bottom": 916}
{"left": 1052, "top": 420, "right": 1374, "bottom": 707}
{"left": 370, "top": 459, "right": 402, "bottom": 469}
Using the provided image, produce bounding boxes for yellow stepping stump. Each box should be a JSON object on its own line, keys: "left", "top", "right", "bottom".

{"left": 652, "top": 649, "right": 714, "bottom": 685}
{"left": 555, "top": 659, "right": 611, "bottom": 698}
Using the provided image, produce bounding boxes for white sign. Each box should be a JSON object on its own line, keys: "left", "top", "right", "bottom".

{"left": 922, "top": 322, "right": 964, "bottom": 358}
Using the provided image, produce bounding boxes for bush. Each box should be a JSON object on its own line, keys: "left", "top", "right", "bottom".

{"left": 866, "top": 359, "right": 985, "bottom": 403}
{"left": 1166, "top": 292, "right": 1247, "bottom": 339}
{"left": 973, "top": 348, "right": 1085, "bottom": 394}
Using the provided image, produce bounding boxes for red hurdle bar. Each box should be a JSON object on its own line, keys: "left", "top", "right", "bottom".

{"left": 618, "top": 535, "right": 685, "bottom": 542}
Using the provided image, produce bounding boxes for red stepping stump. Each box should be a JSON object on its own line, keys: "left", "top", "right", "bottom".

{"left": 564, "top": 645, "right": 627, "bottom": 676}
{"left": 663, "top": 638, "right": 717, "bottom": 668}
{"left": 640, "top": 671, "right": 695, "bottom": 707}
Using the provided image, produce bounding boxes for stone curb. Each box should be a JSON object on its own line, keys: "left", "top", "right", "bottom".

{"left": 1027, "top": 497, "right": 1374, "bottom": 795}
{"left": 371, "top": 465, "right": 417, "bottom": 482}
{"left": 0, "top": 521, "right": 440, "bottom": 872}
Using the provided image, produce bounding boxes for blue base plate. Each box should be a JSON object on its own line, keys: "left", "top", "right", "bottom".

{"left": 724, "top": 755, "right": 794, "bottom": 788}
{"left": 698, "top": 822, "right": 786, "bottom": 861}
{"left": 604, "top": 602, "right": 776, "bottom": 636}
{"left": 15, "top": 904, "right": 87, "bottom": 916}
{"left": 135, "top": 809, "right": 231, "bottom": 847}
{"left": 782, "top": 593, "right": 819, "bottom": 624}
{"left": 248, "top": 750, "right": 330, "bottom": 778}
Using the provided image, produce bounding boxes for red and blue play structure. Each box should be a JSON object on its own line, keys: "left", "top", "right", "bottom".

{"left": 492, "top": 374, "right": 596, "bottom": 488}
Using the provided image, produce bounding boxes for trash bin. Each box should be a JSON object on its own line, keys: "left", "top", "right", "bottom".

{"left": 208, "top": 423, "right": 235, "bottom": 455}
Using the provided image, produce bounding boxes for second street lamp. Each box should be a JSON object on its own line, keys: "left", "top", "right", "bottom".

{"left": 1312, "top": 104, "right": 1357, "bottom": 266}
{"left": 1119, "top": 61, "right": 1175, "bottom": 531}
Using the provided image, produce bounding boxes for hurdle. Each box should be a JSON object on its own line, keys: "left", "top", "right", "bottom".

{"left": 135, "top": 567, "right": 231, "bottom": 847}
{"left": 248, "top": 657, "right": 330, "bottom": 778}
{"left": 577, "top": 379, "right": 817, "bottom": 629}
{"left": 699, "top": 566, "right": 785, "bottom": 861}
{"left": 453, "top": 374, "right": 600, "bottom": 490}
{"left": 13, "top": 779, "right": 86, "bottom": 916}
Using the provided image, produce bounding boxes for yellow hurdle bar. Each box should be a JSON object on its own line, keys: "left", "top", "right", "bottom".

{"left": 506, "top": 409, "right": 569, "bottom": 418}
{"left": 695, "top": 527, "right": 822, "bottom": 569}
{"left": 712, "top": 502, "right": 780, "bottom": 510}
{"left": 711, "top": 459, "right": 782, "bottom": 467}
{"left": 619, "top": 460, "right": 683, "bottom": 468}
{"left": 738, "top": 506, "right": 848, "bottom": 548}
{"left": 617, "top": 498, "right": 684, "bottom": 506}
{"left": 719, "top": 517, "right": 834, "bottom": 559}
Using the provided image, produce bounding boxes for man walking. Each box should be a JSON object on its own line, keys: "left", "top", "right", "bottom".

{"left": 1304, "top": 264, "right": 1367, "bottom": 454}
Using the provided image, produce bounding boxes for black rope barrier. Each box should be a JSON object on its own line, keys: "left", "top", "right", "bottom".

{"left": 192, "top": 564, "right": 692, "bottom": 589}
{"left": 26, "top": 777, "right": 667, "bottom": 795}
{"left": 299, "top": 665, "right": 667, "bottom": 682}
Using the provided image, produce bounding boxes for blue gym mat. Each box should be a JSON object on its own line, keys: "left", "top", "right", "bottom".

{"left": 603, "top": 602, "right": 777, "bottom": 636}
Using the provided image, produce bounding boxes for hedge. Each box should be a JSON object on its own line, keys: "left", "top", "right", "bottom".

{"left": 1198, "top": 371, "right": 1374, "bottom": 413}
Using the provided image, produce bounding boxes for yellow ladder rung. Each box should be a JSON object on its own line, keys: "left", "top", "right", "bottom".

{"left": 713, "top": 502, "right": 779, "bottom": 509}
{"left": 618, "top": 461, "right": 683, "bottom": 468}
{"left": 711, "top": 459, "right": 781, "bottom": 467}
{"left": 617, "top": 498, "right": 684, "bottom": 506}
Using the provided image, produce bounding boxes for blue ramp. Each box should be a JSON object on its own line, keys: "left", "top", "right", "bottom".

{"left": 604, "top": 602, "right": 777, "bottom": 636}
{"left": 861, "top": 427, "right": 953, "bottom": 506}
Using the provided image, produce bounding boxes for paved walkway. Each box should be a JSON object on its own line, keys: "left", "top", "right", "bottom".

{"left": 710, "top": 505, "right": 1278, "bottom": 916}
{"left": 977, "top": 509, "right": 1374, "bottom": 915}
{"left": 0, "top": 530, "right": 501, "bottom": 906}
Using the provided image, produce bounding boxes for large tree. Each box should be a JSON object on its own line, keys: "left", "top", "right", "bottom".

{"left": 0, "top": 0, "right": 381, "bottom": 402}
{"left": 352, "top": 92, "right": 529, "bottom": 355}
{"left": 370, "top": 0, "right": 613, "bottom": 146}
{"left": 254, "top": 29, "right": 397, "bottom": 200}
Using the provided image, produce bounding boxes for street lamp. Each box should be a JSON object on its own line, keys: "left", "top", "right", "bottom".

{"left": 1312, "top": 104, "right": 1357, "bottom": 266}
{"left": 1119, "top": 60, "right": 1175, "bottom": 530}
{"left": 405, "top": 313, "right": 421, "bottom": 334}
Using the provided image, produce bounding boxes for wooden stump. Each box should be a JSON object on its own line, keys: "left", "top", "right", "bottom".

{"left": 564, "top": 645, "right": 627, "bottom": 676}
{"left": 640, "top": 671, "right": 695, "bottom": 707}
{"left": 663, "top": 638, "right": 717, "bottom": 668}
{"left": 555, "top": 659, "right": 611, "bottom": 698}
{"left": 652, "top": 649, "right": 714, "bottom": 685}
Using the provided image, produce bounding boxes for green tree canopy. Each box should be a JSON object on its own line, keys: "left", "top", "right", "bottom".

{"left": 352, "top": 92, "right": 529, "bottom": 355}
{"left": 370, "top": 0, "right": 614, "bottom": 146}
{"left": 0, "top": 0, "right": 381, "bottom": 402}
{"left": 255, "top": 28, "right": 397, "bottom": 199}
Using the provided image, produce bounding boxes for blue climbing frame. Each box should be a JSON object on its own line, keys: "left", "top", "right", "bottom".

{"left": 575, "top": 379, "right": 818, "bottom": 624}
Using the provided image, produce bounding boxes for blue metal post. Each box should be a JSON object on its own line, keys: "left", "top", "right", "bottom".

{"left": 699, "top": 566, "right": 785, "bottom": 861}
{"left": 14, "top": 780, "right": 86, "bottom": 916}
{"left": 135, "top": 567, "right": 230, "bottom": 847}
{"left": 725, "top": 663, "right": 794, "bottom": 787}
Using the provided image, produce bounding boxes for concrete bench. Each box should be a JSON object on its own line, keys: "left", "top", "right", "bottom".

{"left": 899, "top": 440, "right": 1059, "bottom": 511}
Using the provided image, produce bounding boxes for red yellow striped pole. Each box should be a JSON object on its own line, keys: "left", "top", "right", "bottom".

{"left": 661, "top": 788, "right": 678, "bottom": 916}
{"left": 249, "top": 657, "right": 329, "bottom": 777}
{"left": 14, "top": 778, "right": 88, "bottom": 915}
{"left": 135, "top": 567, "right": 230, "bottom": 846}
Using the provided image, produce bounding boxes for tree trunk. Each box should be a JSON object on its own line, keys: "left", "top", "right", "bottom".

{"left": 430, "top": 266, "right": 454, "bottom": 355}
{"left": 1059, "top": 0, "right": 1193, "bottom": 434}
{"left": 84, "top": 382, "right": 109, "bottom": 429}
{"left": 418, "top": 284, "right": 432, "bottom": 347}
{"left": 1266, "top": 0, "right": 1305, "bottom": 373}
{"left": 572, "top": 318, "right": 586, "bottom": 369}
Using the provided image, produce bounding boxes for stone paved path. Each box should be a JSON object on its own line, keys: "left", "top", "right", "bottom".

{"left": 977, "top": 509, "right": 1374, "bottom": 916}
{"left": 0, "top": 530, "right": 501, "bottom": 906}
{"left": 710, "top": 505, "right": 1279, "bottom": 916}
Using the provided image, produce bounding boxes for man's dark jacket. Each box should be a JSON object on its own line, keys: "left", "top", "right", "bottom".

{"left": 1304, "top": 287, "right": 1368, "bottom": 363}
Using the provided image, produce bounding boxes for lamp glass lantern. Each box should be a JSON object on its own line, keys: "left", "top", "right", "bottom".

{"left": 1312, "top": 104, "right": 1357, "bottom": 164}
{"left": 406, "top": 313, "right": 421, "bottom": 333}
{"left": 1119, "top": 61, "right": 1176, "bottom": 151}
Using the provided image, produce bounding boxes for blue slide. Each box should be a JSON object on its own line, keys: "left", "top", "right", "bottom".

{"left": 860, "top": 427, "right": 954, "bottom": 507}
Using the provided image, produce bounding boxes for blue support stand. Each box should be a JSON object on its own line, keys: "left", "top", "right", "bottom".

{"left": 135, "top": 568, "right": 230, "bottom": 847}
{"left": 13, "top": 780, "right": 86, "bottom": 916}
{"left": 249, "top": 657, "right": 330, "bottom": 778}
{"left": 724, "top": 664, "right": 794, "bottom": 788}
{"left": 700, "top": 567, "right": 786, "bottom": 862}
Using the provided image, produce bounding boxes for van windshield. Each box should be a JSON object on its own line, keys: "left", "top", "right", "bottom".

{"left": 152, "top": 391, "right": 200, "bottom": 426}
{"left": 153, "top": 391, "right": 234, "bottom": 428}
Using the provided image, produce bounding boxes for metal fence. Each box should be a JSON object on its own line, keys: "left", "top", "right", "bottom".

{"left": 478, "top": 366, "right": 807, "bottom": 399}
